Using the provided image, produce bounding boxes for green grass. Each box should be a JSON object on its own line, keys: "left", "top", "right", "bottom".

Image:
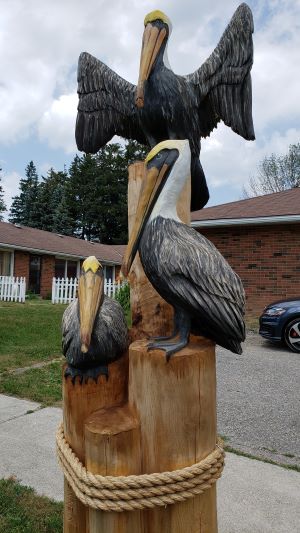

{"left": 0, "top": 299, "right": 131, "bottom": 405}
{"left": 283, "top": 452, "right": 296, "bottom": 459}
{"left": 245, "top": 316, "right": 259, "bottom": 332}
{"left": 0, "top": 478, "right": 62, "bottom": 533}
{"left": 0, "top": 362, "right": 62, "bottom": 406}
{"left": 224, "top": 445, "right": 300, "bottom": 473}
{"left": 0, "top": 301, "right": 66, "bottom": 372}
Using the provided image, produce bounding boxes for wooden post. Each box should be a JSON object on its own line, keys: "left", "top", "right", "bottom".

{"left": 127, "top": 162, "right": 219, "bottom": 532}
{"left": 85, "top": 404, "right": 144, "bottom": 532}
{"left": 61, "top": 159, "right": 219, "bottom": 533}
{"left": 129, "top": 338, "right": 218, "bottom": 533}
{"left": 63, "top": 355, "right": 128, "bottom": 533}
{"left": 127, "top": 161, "right": 191, "bottom": 340}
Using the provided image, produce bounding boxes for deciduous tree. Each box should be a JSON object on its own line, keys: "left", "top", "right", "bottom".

{"left": 242, "top": 143, "right": 300, "bottom": 198}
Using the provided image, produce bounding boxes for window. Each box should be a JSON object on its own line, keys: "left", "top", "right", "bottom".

{"left": 55, "top": 259, "right": 65, "bottom": 278}
{"left": 0, "top": 251, "right": 12, "bottom": 276}
{"left": 55, "top": 258, "right": 79, "bottom": 279}
{"left": 29, "top": 255, "right": 41, "bottom": 293}
{"left": 67, "top": 261, "right": 77, "bottom": 279}
{"left": 104, "top": 265, "right": 115, "bottom": 282}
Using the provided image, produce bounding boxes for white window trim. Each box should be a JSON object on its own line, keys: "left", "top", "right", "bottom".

{"left": 10, "top": 251, "right": 14, "bottom": 276}
{"left": 55, "top": 256, "right": 81, "bottom": 279}
{"left": 0, "top": 248, "right": 14, "bottom": 276}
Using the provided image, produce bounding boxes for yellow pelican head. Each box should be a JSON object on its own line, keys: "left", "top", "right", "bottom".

{"left": 78, "top": 255, "right": 104, "bottom": 353}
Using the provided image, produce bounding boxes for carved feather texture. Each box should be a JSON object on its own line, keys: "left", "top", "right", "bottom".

{"left": 62, "top": 295, "right": 128, "bottom": 369}
{"left": 186, "top": 3, "right": 255, "bottom": 139}
{"left": 76, "top": 52, "right": 147, "bottom": 152}
{"left": 140, "top": 217, "right": 245, "bottom": 354}
{"left": 75, "top": 4, "right": 255, "bottom": 211}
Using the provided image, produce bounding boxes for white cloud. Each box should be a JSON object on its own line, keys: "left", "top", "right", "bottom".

{"left": 202, "top": 125, "right": 300, "bottom": 196}
{"left": 38, "top": 93, "right": 77, "bottom": 153}
{"left": 1, "top": 171, "right": 21, "bottom": 212}
{"left": 0, "top": 0, "right": 299, "bottom": 204}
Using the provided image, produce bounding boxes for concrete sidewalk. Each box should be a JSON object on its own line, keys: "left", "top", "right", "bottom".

{"left": 0, "top": 394, "right": 299, "bottom": 533}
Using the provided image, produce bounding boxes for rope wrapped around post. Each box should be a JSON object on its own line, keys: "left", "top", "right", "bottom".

{"left": 56, "top": 423, "right": 225, "bottom": 513}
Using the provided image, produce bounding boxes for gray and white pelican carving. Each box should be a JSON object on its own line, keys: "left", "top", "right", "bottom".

{"left": 76, "top": 3, "right": 255, "bottom": 212}
{"left": 122, "top": 140, "right": 245, "bottom": 359}
{"left": 62, "top": 256, "right": 128, "bottom": 383}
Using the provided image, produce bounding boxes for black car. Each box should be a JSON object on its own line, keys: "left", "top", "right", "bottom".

{"left": 259, "top": 297, "right": 300, "bottom": 353}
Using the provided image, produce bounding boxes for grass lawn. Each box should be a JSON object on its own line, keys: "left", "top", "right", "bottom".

{"left": 0, "top": 362, "right": 62, "bottom": 406}
{"left": 0, "top": 478, "right": 62, "bottom": 533}
{"left": 0, "top": 301, "right": 66, "bottom": 372}
{"left": 0, "top": 299, "right": 130, "bottom": 405}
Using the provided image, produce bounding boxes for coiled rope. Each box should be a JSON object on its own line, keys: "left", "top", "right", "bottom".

{"left": 56, "top": 422, "right": 224, "bottom": 512}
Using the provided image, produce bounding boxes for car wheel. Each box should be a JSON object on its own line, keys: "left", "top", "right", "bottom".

{"left": 284, "top": 318, "right": 300, "bottom": 353}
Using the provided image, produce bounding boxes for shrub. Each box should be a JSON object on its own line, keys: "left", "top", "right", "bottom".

{"left": 115, "top": 282, "right": 130, "bottom": 314}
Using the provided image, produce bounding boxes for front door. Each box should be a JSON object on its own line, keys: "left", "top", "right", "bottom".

{"left": 29, "top": 255, "right": 42, "bottom": 294}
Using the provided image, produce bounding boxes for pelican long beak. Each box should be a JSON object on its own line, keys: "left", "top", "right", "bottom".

{"left": 122, "top": 162, "right": 170, "bottom": 277}
{"left": 78, "top": 270, "right": 104, "bottom": 353}
{"left": 135, "top": 22, "right": 167, "bottom": 108}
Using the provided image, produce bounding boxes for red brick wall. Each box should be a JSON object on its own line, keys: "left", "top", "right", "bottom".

{"left": 198, "top": 223, "right": 300, "bottom": 318}
{"left": 115, "top": 265, "right": 121, "bottom": 280}
{"left": 40, "top": 255, "right": 55, "bottom": 298}
{"left": 14, "top": 251, "right": 30, "bottom": 280}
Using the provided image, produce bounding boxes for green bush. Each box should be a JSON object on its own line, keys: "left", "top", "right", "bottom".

{"left": 25, "top": 291, "right": 41, "bottom": 300}
{"left": 115, "top": 282, "right": 130, "bottom": 314}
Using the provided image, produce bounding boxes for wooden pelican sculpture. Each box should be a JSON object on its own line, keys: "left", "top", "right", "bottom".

{"left": 62, "top": 256, "right": 128, "bottom": 383}
{"left": 122, "top": 140, "right": 245, "bottom": 359}
{"left": 76, "top": 3, "right": 255, "bottom": 211}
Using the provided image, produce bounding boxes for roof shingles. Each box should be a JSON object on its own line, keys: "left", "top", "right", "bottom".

{"left": 191, "top": 188, "right": 300, "bottom": 222}
{"left": 0, "top": 221, "right": 125, "bottom": 263}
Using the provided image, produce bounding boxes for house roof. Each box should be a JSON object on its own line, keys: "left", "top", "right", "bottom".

{"left": 191, "top": 188, "right": 300, "bottom": 226}
{"left": 0, "top": 221, "right": 125, "bottom": 264}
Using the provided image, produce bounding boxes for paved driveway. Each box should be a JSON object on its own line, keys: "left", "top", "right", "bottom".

{"left": 217, "top": 333, "right": 300, "bottom": 466}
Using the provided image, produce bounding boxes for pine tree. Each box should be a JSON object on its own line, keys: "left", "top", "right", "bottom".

{"left": 64, "top": 140, "right": 148, "bottom": 243}
{"left": 9, "top": 161, "right": 40, "bottom": 226}
{"left": 92, "top": 141, "right": 148, "bottom": 244}
{"left": 0, "top": 169, "right": 7, "bottom": 221}
{"left": 36, "top": 168, "right": 72, "bottom": 233}
{"left": 66, "top": 154, "right": 100, "bottom": 240}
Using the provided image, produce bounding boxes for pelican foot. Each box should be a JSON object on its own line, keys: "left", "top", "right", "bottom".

{"left": 149, "top": 334, "right": 178, "bottom": 342}
{"left": 64, "top": 365, "right": 109, "bottom": 385}
{"left": 147, "top": 339, "right": 188, "bottom": 361}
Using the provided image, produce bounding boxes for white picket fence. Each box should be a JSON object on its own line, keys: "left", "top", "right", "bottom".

{"left": 52, "top": 277, "right": 124, "bottom": 304}
{"left": 0, "top": 276, "right": 26, "bottom": 303}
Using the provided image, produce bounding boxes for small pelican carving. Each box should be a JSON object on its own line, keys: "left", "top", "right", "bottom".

{"left": 122, "top": 140, "right": 245, "bottom": 359}
{"left": 62, "top": 256, "right": 128, "bottom": 383}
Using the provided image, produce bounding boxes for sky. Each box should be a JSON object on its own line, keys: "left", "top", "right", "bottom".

{"left": 0, "top": 0, "right": 299, "bottom": 215}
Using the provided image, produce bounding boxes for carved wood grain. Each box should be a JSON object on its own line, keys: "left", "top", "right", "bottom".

{"left": 128, "top": 161, "right": 190, "bottom": 340}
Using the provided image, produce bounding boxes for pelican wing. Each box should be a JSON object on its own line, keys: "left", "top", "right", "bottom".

{"left": 185, "top": 3, "right": 255, "bottom": 140}
{"left": 76, "top": 52, "right": 147, "bottom": 153}
{"left": 142, "top": 218, "right": 245, "bottom": 344}
{"left": 171, "top": 228, "right": 245, "bottom": 340}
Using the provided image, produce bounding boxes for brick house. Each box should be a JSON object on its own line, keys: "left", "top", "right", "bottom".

{"left": 0, "top": 221, "right": 125, "bottom": 298}
{"left": 191, "top": 188, "right": 300, "bottom": 318}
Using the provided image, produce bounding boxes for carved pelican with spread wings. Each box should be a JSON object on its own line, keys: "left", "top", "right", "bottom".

{"left": 76, "top": 3, "right": 255, "bottom": 211}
